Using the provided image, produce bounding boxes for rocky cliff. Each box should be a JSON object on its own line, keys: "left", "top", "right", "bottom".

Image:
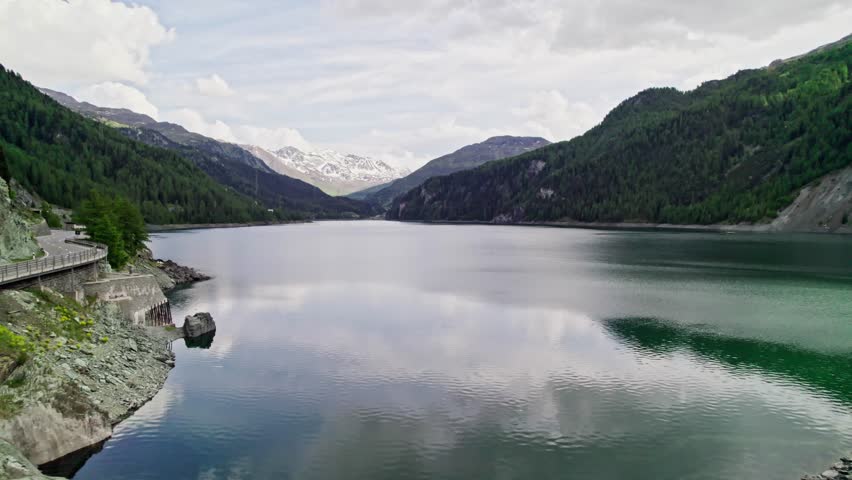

{"left": 771, "top": 165, "right": 852, "bottom": 233}
{"left": 0, "top": 179, "right": 40, "bottom": 264}
{"left": 0, "top": 439, "right": 61, "bottom": 480}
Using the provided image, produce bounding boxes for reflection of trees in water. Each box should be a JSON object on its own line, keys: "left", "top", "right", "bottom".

{"left": 39, "top": 439, "right": 106, "bottom": 477}
{"left": 603, "top": 317, "right": 852, "bottom": 406}
{"left": 594, "top": 232, "right": 852, "bottom": 283}
{"left": 184, "top": 330, "right": 216, "bottom": 349}
{"left": 165, "top": 284, "right": 194, "bottom": 309}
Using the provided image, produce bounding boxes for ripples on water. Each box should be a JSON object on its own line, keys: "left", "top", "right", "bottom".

{"left": 64, "top": 222, "right": 852, "bottom": 480}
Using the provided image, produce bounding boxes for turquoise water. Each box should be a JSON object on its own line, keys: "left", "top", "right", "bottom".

{"left": 65, "top": 222, "right": 852, "bottom": 479}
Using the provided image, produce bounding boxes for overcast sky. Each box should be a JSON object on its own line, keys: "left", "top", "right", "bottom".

{"left": 0, "top": 0, "right": 849, "bottom": 169}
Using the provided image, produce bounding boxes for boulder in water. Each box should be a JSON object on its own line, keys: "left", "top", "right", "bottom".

{"left": 183, "top": 312, "right": 216, "bottom": 338}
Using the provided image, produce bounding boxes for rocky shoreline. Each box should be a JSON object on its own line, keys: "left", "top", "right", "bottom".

{"left": 0, "top": 237, "right": 214, "bottom": 479}
{"left": 803, "top": 454, "right": 852, "bottom": 479}
{"left": 153, "top": 258, "right": 211, "bottom": 286}
{"left": 394, "top": 218, "right": 852, "bottom": 235}
{"left": 146, "top": 220, "right": 308, "bottom": 232}
{"left": 0, "top": 289, "right": 175, "bottom": 477}
{"left": 131, "top": 247, "right": 211, "bottom": 292}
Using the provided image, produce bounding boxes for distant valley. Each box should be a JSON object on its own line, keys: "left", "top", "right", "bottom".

{"left": 351, "top": 136, "right": 551, "bottom": 206}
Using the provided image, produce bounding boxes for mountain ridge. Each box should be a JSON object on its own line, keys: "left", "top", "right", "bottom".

{"left": 0, "top": 66, "right": 271, "bottom": 224}
{"left": 387, "top": 36, "right": 852, "bottom": 233}
{"left": 354, "top": 135, "right": 551, "bottom": 206}
{"left": 38, "top": 88, "right": 373, "bottom": 218}
{"left": 242, "top": 144, "right": 409, "bottom": 196}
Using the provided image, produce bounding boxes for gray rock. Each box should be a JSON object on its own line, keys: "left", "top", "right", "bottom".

{"left": 823, "top": 470, "right": 840, "bottom": 479}
{"left": 3, "top": 458, "right": 30, "bottom": 478}
{"left": 0, "top": 440, "right": 55, "bottom": 479}
{"left": 183, "top": 312, "right": 216, "bottom": 338}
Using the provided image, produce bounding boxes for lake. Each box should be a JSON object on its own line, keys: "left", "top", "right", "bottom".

{"left": 69, "top": 221, "right": 852, "bottom": 479}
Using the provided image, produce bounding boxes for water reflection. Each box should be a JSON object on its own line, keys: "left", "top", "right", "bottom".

{"left": 185, "top": 330, "right": 216, "bottom": 349}
{"left": 604, "top": 317, "right": 852, "bottom": 407}
{"left": 39, "top": 440, "right": 106, "bottom": 479}
{"left": 67, "top": 222, "right": 852, "bottom": 480}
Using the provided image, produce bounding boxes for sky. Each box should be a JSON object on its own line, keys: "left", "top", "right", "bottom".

{"left": 0, "top": 0, "right": 850, "bottom": 169}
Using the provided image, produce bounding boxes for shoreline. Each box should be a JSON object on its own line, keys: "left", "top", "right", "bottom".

{"left": 802, "top": 452, "right": 851, "bottom": 479}
{"left": 146, "top": 219, "right": 309, "bottom": 232}
{"left": 390, "top": 218, "right": 852, "bottom": 235}
{"left": 0, "top": 250, "right": 211, "bottom": 479}
{"left": 9, "top": 225, "right": 844, "bottom": 479}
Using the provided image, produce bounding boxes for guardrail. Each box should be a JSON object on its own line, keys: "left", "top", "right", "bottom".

{"left": 0, "top": 240, "right": 108, "bottom": 286}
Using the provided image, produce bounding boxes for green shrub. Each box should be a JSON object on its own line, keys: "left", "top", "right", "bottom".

{"left": 41, "top": 202, "right": 62, "bottom": 228}
{"left": 0, "top": 326, "right": 33, "bottom": 364}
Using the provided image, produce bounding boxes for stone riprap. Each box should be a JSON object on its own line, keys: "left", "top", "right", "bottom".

{"left": 803, "top": 454, "right": 852, "bottom": 479}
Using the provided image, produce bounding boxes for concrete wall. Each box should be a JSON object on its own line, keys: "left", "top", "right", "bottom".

{"left": 9, "top": 263, "right": 99, "bottom": 302}
{"left": 83, "top": 274, "right": 167, "bottom": 325}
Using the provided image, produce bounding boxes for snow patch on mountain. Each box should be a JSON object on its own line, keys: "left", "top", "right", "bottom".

{"left": 241, "top": 145, "right": 409, "bottom": 196}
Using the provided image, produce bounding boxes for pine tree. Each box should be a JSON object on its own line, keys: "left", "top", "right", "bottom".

{"left": 0, "top": 146, "right": 10, "bottom": 183}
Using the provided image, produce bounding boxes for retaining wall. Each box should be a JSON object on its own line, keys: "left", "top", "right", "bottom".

{"left": 9, "top": 263, "right": 100, "bottom": 302}
{"left": 83, "top": 274, "right": 167, "bottom": 325}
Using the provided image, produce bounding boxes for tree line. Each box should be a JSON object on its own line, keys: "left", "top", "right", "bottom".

{"left": 390, "top": 41, "right": 851, "bottom": 225}
{"left": 0, "top": 64, "right": 271, "bottom": 225}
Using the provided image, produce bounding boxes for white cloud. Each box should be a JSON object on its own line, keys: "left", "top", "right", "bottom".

{"left": 76, "top": 82, "right": 160, "bottom": 120}
{"left": 331, "top": 0, "right": 845, "bottom": 48}
{"left": 160, "top": 108, "right": 314, "bottom": 152}
{"left": 0, "top": 0, "right": 174, "bottom": 87}
{"left": 195, "top": 74, "right": 234, "bottom": 97}
{"left": 513, "top": 91, "right": 603, "bottom": 142}
{"left": 231, "top": 125, "right": 313, "bottom": 152}
{"left": 161, "top": 108, "right": 237, "bottom": 143}
{"left": 4, "top": 0, "right": 849, "bottom": 171}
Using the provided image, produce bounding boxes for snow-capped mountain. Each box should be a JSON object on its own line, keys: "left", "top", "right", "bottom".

{"left": 241, "top": 145, "right": 409, "bottom": 196}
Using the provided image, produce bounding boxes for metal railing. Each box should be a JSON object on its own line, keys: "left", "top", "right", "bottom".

{"left": 0, "top": 240, "right": 108, "bottom": 286}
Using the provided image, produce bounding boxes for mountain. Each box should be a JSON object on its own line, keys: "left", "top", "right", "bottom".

{"left": 40, "top": 89, "right": 373, "bottom": 218}
{"left": 354, "top": 136, "right": 551, "bottom": 207}
{"left": 388, "top": 36, "right": 852, "bottom": 232}
{"left": 0, "top": 65, "right": 271, "bottom": 224}
{"left": 242, "top": 144, "right": 409, "bottom": 196}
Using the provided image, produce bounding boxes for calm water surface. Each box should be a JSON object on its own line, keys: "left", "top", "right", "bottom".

{"left": 69, "top": 221, "right": 852, "bottom": 479}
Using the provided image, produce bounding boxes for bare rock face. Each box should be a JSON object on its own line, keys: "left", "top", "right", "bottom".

{"left": 772, "top": 165, "right": 852, "bottom": 233}
{"left": 183, "top": 312, "right": 216, "bottom": 338}
{"left": 0, "top": 439, "right": 61, "bottom": 479}
{"left": 0, "top": 178, "right": 40, "bottom": 265}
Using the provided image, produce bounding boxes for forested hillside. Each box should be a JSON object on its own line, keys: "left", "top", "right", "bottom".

{"left": 41, "top": 88, "right": 373, "bottom": 219}
{"left": 389, "top": 37, "right": 851, "bottom": 227}
{"left": 354, "top": 136, "right": 550, "bottom": 207}
{"left": 0, "top": 65, "right": 273, "bottom": 224}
